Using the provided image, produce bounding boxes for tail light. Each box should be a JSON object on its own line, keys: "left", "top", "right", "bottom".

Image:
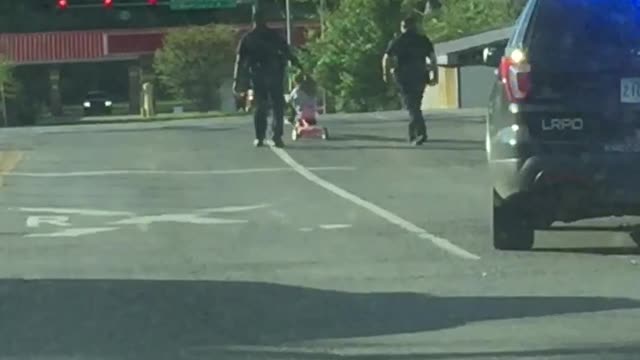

{"left": 499, "top": 49, "right": 531, "bottom": 102}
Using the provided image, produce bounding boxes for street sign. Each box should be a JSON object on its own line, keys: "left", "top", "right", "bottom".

{"left": 169, "top": 0, "right": 237, "bottom": 10}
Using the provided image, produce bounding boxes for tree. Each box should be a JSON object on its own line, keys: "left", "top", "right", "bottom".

{"left": 0, "top": 58, "right": 14, "bottom": 126}
{"left": 424, "top": 0, "right": 521, "bottom": 42}
{"left": 291, "top": 0, "right": 525, "bottom": 112}
{"left": 0, "top": 60, "right": 10, "bottom": 86}
{"left": 0, "top": 59, "right": 45, "bottom": 127}
{"left": 154, "top": 24, "right": 236, "bottom": 111}
{"left": 299, "top": 0, "right": 407, "bottom": 112}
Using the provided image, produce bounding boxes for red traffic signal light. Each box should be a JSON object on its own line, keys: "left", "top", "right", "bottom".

{"left": 148, "top": 0, "right": 158, "bottom": 5}
{"left": 56, "top": 0, "right": 68, "bottom": 9}
{"left": 103, "top": 0, "right": 113, "bottom": 8}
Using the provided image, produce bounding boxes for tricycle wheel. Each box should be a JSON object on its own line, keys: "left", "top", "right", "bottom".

{"left": 322, "top": 128, "right": 329, "bottom": 140}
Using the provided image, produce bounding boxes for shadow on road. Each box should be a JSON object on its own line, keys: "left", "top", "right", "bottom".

{"left": 43, "top": 126, "right": 237, "bottom": 135}
{"left": 534, "top": 225, "right": 640, "bottom": 255}
{"left": 290, "top": 139, "right": 483, "bottom": 151}
{"left": 533, "top": 247, "right": 640, "bottom": 256}
{"left": 334, "top": 115, "right": 486, "bottom": 126}
{"left": 0, "top": 279, "right": 637, "bottom": 359}
{"left": 94, "top": 125, "right": 237, "bottom": 134}
{"left": 38, "top": 118, "right": 165, "bottom": 127}
{"left": 331, "top": 133, "right": 407, "bottom": 143}
{"left": 206, "top": 344, "right": 640, "bottom": 359}
{"left": 420, "top": 139, "right": 484, "bottom": 152}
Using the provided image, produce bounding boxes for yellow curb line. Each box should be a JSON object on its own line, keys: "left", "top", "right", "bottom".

{"left": 0, "top": 151, "right": 23, "bottom": 187}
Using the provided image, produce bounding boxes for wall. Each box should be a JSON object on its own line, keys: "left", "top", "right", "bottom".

{"left": 459, "top": 65, "right": 495, "bottom": 109}
{"left": 422, "top": 67, "right": 459, "bottom": 110}
{"left": 220, "top": 78, "right": 236, "bottom": 113}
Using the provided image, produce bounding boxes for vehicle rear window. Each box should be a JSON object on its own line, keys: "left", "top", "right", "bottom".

{"left": 87, "top": 92, "right": 107, "bottom": 100}
{"left": 528, "top": 0, "right": 640, "bottom": 67}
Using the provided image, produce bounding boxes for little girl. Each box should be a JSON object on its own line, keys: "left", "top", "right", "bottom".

{"left": 288, "top": 73, "right": 319, "bottom": 125}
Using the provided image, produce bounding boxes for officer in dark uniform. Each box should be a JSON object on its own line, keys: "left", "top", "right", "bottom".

{"left": 233, "top": 8, "right": 302, "bottom": 148}
{"left": 382, "top": 16, "right": 438, "bottom": 145}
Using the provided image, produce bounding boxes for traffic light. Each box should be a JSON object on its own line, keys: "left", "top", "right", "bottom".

{"left": 56, "top": 0, "right": 68, "bottom": 10}
{"left": 103, "top": 0, "right": 113, "bottom": 8}
{"left": 148, "top": 0, "right": 158, "bottom": 5}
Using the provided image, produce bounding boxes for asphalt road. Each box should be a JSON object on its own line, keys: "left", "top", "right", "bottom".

{"left": 0, "top": 110, "right": 638, "bottom": 360}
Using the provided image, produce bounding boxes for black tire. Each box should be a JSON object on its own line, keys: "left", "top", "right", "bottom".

{"left": 631, "top": 231, "right": 640, "bottom": 247}
{"left": 322, "top": 127, "right": 329, "bottom": 140}
{"left": 492, "top": 190, "right": 535, "bottom": 251}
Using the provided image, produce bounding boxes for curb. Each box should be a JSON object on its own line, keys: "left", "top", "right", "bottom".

{"left": 35, "top": 112, "right": 246, "bottom": 127}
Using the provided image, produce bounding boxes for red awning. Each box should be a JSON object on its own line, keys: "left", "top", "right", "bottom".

{"left": 0, "top": 31, "right": 105, "bottom": 64}
{"left": 0, "top": 21, "right": 319, "bottom": 65}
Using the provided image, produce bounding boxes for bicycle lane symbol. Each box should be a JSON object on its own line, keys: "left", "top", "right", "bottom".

{"left": 18, "top": 204, "right": 270, "bottom": 238}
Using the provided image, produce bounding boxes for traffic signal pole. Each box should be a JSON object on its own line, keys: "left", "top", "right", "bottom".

{"left": 285, "top": 0, "right": 291, "bottom": 45}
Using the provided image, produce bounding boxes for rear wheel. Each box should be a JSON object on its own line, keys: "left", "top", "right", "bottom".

{"left": 322, "top": 127, "right": 329, "bottom": 140}
{"left": 631, "top": 231, "right": 640, "bottom": 247}
{"left": 492, "top": 190, "right": 535, "bottom": 251}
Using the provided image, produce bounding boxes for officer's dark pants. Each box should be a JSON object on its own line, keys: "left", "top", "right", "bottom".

{"left": 396, "top": 73, "right": 428, "bottom": 140}
{"left": 252, "top": 73, "right": 285, "bottom": 141}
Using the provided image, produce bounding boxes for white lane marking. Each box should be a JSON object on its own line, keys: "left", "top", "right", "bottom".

{"left": 8, "top": 166, "right": 355, "bottom": 178}
{"left": 110, "top": 214, "right": 248, "bottom": 226}
{"left": 319, "top": 224, "right": 352, "bottom": 230}
{"left": 18, "top": 208, "right": 134, "bottom": 217}
{"left": 300, "top": 227, "right": 313, "bottom": 232}
{"left": 26, "top": 216, "right": 71, "bottom": 228}
{"left": 270, "top": 147, "right": 481, "bottom": 261}
{"left": 197, "top": 204, "right": 270, "bottom": 213}
{"left": 25, "top": 227, "right": 118, "bottom": 238}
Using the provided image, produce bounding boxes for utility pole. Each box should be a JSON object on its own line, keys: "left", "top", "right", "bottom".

{"left": 320, "top": 0, "right": 326, "bottom": 36}
{"left": 319, "top": 0, "right": 327, "bottom": 114}
{"left": 285, "top": 0, "right": 293, "bottom": 92}
{"left": 285, "top": 0, "right": 292, "bottom": 45}
{"left": 0, "top": 83, "right": 7, "bottom": 127}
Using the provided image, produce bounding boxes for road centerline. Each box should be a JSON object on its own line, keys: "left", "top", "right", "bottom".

{"left": 269, "top": 146, "right": 481, "bottom": 261}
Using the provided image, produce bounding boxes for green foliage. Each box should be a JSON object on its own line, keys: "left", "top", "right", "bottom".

{"left": 299, "top": 0, "right": 407, "bottom": 112}
{"left": 296, "top": 0, "right": 525, "bottom": 113}
{"left": 424, "top": 0, "right": 522, "bottom": 42}
{"left": 154, "top": 24, "right": 236, "bottom": 112}
{"left": 0, "top": 59, "right": 41, "bottom": 126}
{"left": 2, "top": 64, "right": 44, "bottom": 126}
{"left": 0, "top": 58, "right": 12, "bottom": 91}
{"left": 0, "top": 59, "right": 9, "bottom": 126}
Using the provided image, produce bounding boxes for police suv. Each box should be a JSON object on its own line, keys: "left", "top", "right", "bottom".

{"left": 483, "top": 0, "right": 640, "bottom": 250}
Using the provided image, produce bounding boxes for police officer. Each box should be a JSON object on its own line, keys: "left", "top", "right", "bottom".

{"left": 233, "top": 8, "right": 302, "bottom": 148}
{"left": 382, "top": 16, "right": 438, "bottom": 145}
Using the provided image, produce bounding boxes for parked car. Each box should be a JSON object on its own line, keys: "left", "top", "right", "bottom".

{"left": 83, "top": 91, "right": 113, "bottom": 116}
{"left": 483, "top": 0, "right": 640, "bottom": 250}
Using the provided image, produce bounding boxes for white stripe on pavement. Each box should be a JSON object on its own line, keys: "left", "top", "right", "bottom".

{"left": 18, "top": 208, "right": 134, "bottom": 217}
{"left": 270, "top": 146, "right": 481, "bottom": 261}
{"left": 7, "top": 166, "right": 355, "bottom": 178}
{"left": 25, "top": 227, "right": 119, "bottom": 238}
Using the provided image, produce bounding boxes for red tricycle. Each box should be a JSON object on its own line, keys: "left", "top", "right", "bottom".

{"left": 291, "top": 106, "right": 329, "bottom": 141}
